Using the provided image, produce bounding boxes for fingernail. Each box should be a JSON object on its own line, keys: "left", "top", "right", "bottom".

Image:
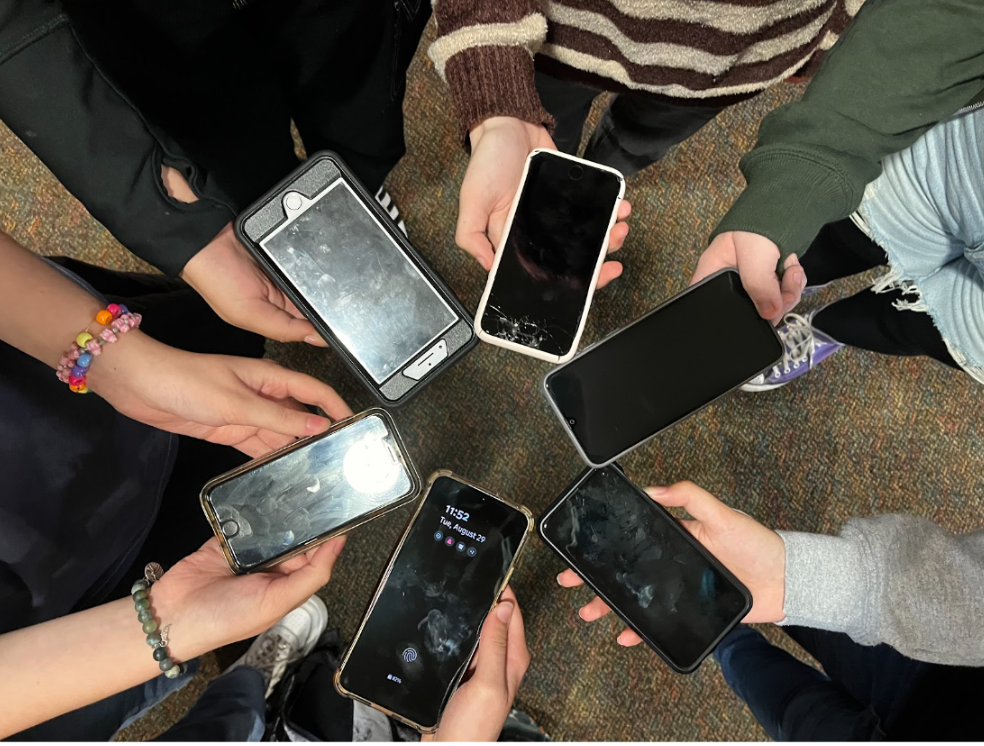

{"left": 332, "top": 535, "right": 347, "bottom": 556}
{"left": 577, "top": 607, "right": 587, "bottom": 620}
{"left": 304, "top": 335, "right": 320, "bottom": 345}
{"left": 647, "top": 486, "right": 668, "bottom": 495}
{"left": 496, "top": 601, "right": 515, "bottom": 623}
{"left": 556, "top": 573, "right": 565, "bottom": 585}
{"left": 306, "top": 415, "right": 329, "bottom": 433}
{"left": 616, "top": 633, "right": 629, "bottom": 646}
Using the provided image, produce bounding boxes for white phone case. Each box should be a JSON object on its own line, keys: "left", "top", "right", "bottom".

{"left": 473, "top": 149, "right": 625, "bottom": 364}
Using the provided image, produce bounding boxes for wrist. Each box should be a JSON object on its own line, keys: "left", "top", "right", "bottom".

{"left": 84, "top": 329, "right": 162, "bottom": 397}
{"left": 179, "top": 221, "right": 237, "bottom": 288}
{"left": 469, "top": 116, "right": 544, "bottom": 150}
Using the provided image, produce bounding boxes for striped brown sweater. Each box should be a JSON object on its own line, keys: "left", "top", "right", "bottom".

{"left": 429, "top": 0, "right": 864, "bottom": 140}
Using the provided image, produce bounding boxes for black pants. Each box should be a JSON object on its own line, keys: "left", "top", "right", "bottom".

{"left": 46, "top": 258, "right": 263, "bottom": 599}
{"left": 65, "top": 0, "right": 431, "bottom": 207}
{"left": 802, "top": 219, "right": 958, "bottom": 368}
{"left": 534, "top": 71, "right": 728, "bottom": 176}
{"left": 715, "top": 625, "right": 980, "bottom": 741}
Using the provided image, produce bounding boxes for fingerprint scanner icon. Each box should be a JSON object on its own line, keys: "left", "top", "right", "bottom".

{"left": 402, "top": 647, "right": 418, "bottom": 663}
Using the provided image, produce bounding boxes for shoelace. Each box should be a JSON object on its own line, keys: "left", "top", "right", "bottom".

{"left": 244, "top": 634, "right": 294, "bottom": 673}
{"left": 769, "top": 313, "right": 819, "bottom": 377}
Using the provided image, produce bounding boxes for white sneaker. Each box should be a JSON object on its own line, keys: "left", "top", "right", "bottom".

{"left": 375, "top": 187, "right": 408, "bottom": 237}
{"left": 228, "top": 595, "right": 328, "bottom": 698}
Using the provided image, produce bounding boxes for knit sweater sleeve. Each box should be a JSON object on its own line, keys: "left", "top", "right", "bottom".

{"left": 428, "top": 0, "right": 553, "bottom": 143}
{"left": 777, "top": 515, "right": 984, "bottom": 666}
{"left": 712, "top": 0, "right": 984, "bottom": 265}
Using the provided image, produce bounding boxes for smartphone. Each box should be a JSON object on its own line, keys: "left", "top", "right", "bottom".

{"left": 236, "top": 152, "right": 476, "bottom": 406}
{"left": 474, "top": 149, "right": 625, "bottom": 363}
{"left": 539, "top": 465, "right": 751, "bottom": 673}
{"left": 200, "top": 409, "right": 419, "bottom": 573}
{"left": 543, "top": 269, "right": 783, "bottom": 467}
{"left": 334, "top": 471, "right": 533, "bottom": 732}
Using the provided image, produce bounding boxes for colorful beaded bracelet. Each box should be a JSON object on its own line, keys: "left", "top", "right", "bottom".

{"left": 132, "top": 562, "right": 187, "bottom": 680}
{"left": 55, "top": 303, "right": 142, "bottom": 394}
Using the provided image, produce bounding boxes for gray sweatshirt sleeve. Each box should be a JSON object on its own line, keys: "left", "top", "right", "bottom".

{"left": 777, "top": 515, "right": 984, "bottom": 666}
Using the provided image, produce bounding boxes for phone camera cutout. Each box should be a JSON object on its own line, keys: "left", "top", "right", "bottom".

{"left": 221, "top": 520, "right": 239, "bottom": 538}
{"left": 569, "top": 165, "right": 584, "bottom": 180}
{"left": 568, "top": 418, "right": 577, "bottom": 426}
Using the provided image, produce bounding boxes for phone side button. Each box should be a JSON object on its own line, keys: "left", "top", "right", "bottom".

{"left": 403, "top": 339, "right": 448, "bottom": 380}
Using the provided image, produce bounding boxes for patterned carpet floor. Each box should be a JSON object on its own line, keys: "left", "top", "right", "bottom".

{"left": 2, "top": 21, "right": 981, "bottom": 743}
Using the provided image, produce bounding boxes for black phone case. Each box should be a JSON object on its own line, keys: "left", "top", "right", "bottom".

{"left": 537, "top": 465, "right": 752, "bottom": 674}
{"left": 235, "top": 151, "right": 476, "bottom": 407}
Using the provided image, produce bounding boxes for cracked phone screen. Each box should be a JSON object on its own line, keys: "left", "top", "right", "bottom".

{"left": 339, "top": 476, "right": 529, "bottom": 729}
{"left": 541, "top": 466, "right": 747, "bottom": 669}
{"left": 541, "top": 466, "right": 749, "bottom": 671}
{"left": 205, "top": 414, "right": 414, "bottom": 571}
{"left": 480, "top": 152, "right": 622, "bottom": 356}
{"left": 260, "top": 179, "right": 457, "bottom": 383}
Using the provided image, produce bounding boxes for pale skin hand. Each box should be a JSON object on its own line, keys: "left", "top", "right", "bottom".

{"left": 460, "top": 116, "right": 632, "bottom": 287}
{"left": 0, "top": 536, "right": 345, "bottom": 738}
{"left": 692, "top": 231, "right": 808, "bottom": 323}
{"left": 87, "top": 331, "right": 354, "bottom": 458}
{"left": 425, "top": 587, "right": 530, "bottom": 742}
{"left": 0, "top": 232, "right": 351, "bottom": 458}
{"left": 160, "top": 165, "right": 326, "bottom": 347}
{"left": 557, "top": 481, "right": 786, "bottom": 646}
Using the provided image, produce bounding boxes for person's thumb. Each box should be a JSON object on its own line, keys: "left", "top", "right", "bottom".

{"left": 645, "top": 481, "right": 731, "bottom": 526}
{"left": 456, "top": 188, "right": 496, "bottom": 271}
{"left": 471, "top": 601, "right": 514, "bottom": 686}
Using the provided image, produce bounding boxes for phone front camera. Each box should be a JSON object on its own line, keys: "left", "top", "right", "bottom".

{"left": 568, "top": 418, "right": 577, "bottom": 426}
{"left": 569, "top": 166, "right": 584, "bottom": 180}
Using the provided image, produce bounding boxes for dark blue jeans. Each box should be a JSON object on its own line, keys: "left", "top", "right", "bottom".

{"left": 714, "top": 626, "right": 930, "bottom": 741}
{"left": 15, "top": 662, "right": 266, "bottom": 741}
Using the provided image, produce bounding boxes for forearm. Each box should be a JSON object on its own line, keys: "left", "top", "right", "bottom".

{"left": 0, "top": 2, "right": 235, "bottom": 275}
{"left": 0, "top": 597, "right": 169, "bottom": 738}
{"left": 778, "top": 516, "right": 984, "bottom": 665}
{"left": 0, "top": 233, "right": 104, "bottom": 368}
{"left": 428, "top": 0, "right": 552, "bottom": 142}
{"left": 713, "top": 0, "right": 984, "bottom": 263}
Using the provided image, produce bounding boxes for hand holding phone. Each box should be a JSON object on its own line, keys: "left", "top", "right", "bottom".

{"left": 423, "top": 587, "right": 530, "bottom": 743}
{"left": 335, "top": 472, "right": 533, "bottom": 732}
{"left": 540, "top": 466, "right": 753, "bottom": 672}
{"left": 474, "top": 149, "right": 625, "bottom": 363}
{"left": 557, "top": 480, "right": 787, "bottom": 639}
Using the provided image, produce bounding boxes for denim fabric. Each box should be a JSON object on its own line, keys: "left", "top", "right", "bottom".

{"left": 857, "top": 107, "right": 984, "bottom": 381}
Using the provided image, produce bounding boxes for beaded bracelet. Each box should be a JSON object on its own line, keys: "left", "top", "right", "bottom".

{"left": 55, "top": 303, "right": 142, "bottom": 394}
{"left": 131, "top": 562, "right": 187, "bottom": 679}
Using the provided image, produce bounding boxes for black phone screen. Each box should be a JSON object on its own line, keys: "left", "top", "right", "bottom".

{"left": 339, "top": 475, "right": 530, "bottom": 729}
{"left": 540, "top": 466, "right": 750, "bottom": 671}
{"left": 545, "top": 270, "right": 782, "bottom": 465}
{"left": 480, "top": 152, "right": 623, "bottom": 356}
{"left": 260, "top": 179, "right": 458, "bottom": 383}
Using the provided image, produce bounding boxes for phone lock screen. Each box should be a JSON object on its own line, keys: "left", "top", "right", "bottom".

{"left": 540, "top": 466, "right": 750, "bottom": 672}
{"left": 337, "top": 474, "right": 531, "bottom": 729}
{"left": 480, "top": 152, "right": 622, "bottom": 356}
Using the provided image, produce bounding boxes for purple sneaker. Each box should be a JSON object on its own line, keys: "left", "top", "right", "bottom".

{"left": 742, "top": 309, "right": 844, "bottom": 392}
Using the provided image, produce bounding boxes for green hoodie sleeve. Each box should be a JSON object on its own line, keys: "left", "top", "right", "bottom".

{"left": 712, "top": 0, "right": 984, "bottom": 265}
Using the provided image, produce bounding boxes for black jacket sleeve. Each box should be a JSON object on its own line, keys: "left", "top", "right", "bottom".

{"left": 0, "top": 0, "right": 236, "bottom": 276}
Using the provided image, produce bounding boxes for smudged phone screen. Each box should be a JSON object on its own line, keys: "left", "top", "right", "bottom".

{"left": 203, "top": 413, "right": 415, "bottom": 571}
{"left": 338, "top": 475, "right": 530, "bottom": 729}
{"left": 479, "top": 152, "right": 623, "bottom": 356}
{"left": 539, "top": 466, "right": 750, "bottom": 672}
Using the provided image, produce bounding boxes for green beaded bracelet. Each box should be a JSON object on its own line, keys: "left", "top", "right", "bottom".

{"left": 132, "top": 563, "right": 186, "bottom": 680}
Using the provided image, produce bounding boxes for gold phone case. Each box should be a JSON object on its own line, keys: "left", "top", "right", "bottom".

{"left": 200, "top": 408, "right": 420, "bottom": 574}
{"left": 333, "top": 469, "right": 534, "bottom": 733}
